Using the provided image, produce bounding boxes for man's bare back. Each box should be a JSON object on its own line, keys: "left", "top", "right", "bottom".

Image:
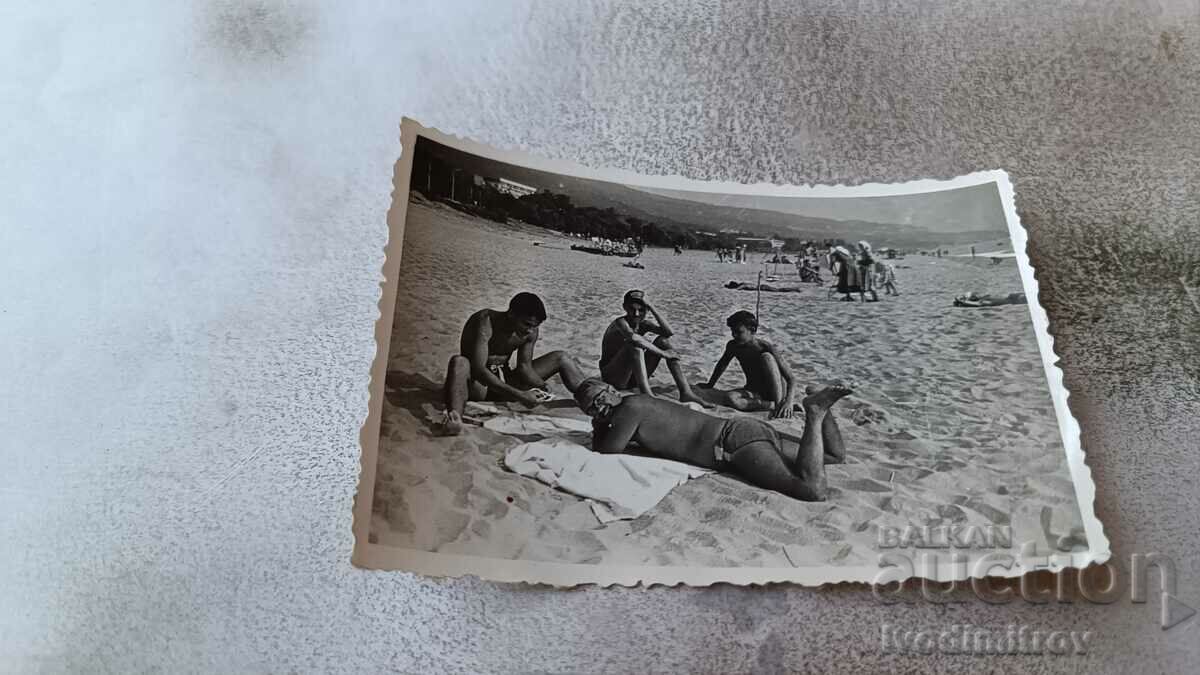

{"left": 577, "top": 378, "right": 852, "bottom": 501}
{"left": 594, "top": 395, "right": 726, "bottom": 468}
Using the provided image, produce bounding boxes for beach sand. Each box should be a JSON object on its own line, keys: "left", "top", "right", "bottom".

{"left": 367, "top": 199, "right": 1087, "bottom": 568}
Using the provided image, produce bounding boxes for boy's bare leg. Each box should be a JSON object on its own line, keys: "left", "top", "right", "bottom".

{"left": 632, "top": 347, "right": 654, "bottom": 395}
{"left": 440, "top": 355, "right": 470, "bottom": 435}
{"left": 692, "top": 384, "right": 734, "bottom": 407}
{"left": 530, "top": 350, "right": 587, "bottom": 393}
{"left": 651, "top": 336, "right": 712, "bottom": 407}
{"left": 755, "top": 352, "right": 786, "bottom": 403}
{"left": 600, "top": 345, "right": 637, "bottom": 390}
{"left": 725, "top": 389, "right": 773, "bottom": 412}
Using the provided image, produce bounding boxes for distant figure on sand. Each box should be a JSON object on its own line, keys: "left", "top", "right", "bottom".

{"left": 831, "top": 246, "right": 862, "bottom": 301}
{"left": 857, "top": 241, "right": 880, "bottom": 302}
{"left": 696, "top": 311, "right": 798, "bottom": 419}
{"left": 724, "top": 280, "right": 804, "bottom": 292}
{"left": 879, "top": 262, "right": 899, "bottom": 296}
{"left": 439, "top": 292, "right": 587, "bottom": 435}
{"left": 575, "top": 378, "right": 852, "bottom": 501}
{"left": 599, "top": 290, "right": 711, "bottom": 407}
{"left": 953, "top": 292, "right": 1027, "bottom": 307}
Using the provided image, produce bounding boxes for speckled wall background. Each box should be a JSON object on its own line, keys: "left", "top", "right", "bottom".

{"left": 2, "top": 0, "right": 1198, "bottom": 671}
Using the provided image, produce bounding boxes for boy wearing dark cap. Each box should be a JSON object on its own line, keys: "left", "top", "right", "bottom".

{"left": 438, "top": 292, "right": 587, "bottom": 435}
{"left": 598, "top": 290, "right": 711, "bottom": 407}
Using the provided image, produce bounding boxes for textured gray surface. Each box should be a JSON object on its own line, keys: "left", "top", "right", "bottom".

{"left": 2, "top": 0, "right": 1198, "bottom": 672}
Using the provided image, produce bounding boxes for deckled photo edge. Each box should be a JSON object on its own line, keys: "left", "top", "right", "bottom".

{"left": 352, "top": 118, "right": 1108, "bottom": 586}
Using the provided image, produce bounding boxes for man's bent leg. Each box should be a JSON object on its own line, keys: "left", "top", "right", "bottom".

{"left": 821, "top": 409, "right": 846, "bottom": 464}
{"left": 727, "top": 439, "right": 828, "bottom": 502}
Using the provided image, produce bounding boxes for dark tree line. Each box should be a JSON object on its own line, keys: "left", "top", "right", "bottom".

{"left": 412, "top": 147, "right": 847, "bottom": 253}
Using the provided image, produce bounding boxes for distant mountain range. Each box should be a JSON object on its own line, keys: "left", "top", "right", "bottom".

{"left": 417, "top": 138, "right": 1001, "bottom": 249}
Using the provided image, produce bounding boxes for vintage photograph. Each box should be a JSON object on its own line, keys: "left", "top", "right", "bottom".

{"left": 353, "top": 120, "right": 1107, "bottom": 585}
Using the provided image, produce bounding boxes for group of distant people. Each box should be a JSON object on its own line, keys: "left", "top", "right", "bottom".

{"left": 828, "top": 241, "right": 898, "bottom": 302}
{"left": 717, "top": 245, "right": 748, "bottom": 263}
{"left": 435, "top": 291, "right": 852, "bottom": 502}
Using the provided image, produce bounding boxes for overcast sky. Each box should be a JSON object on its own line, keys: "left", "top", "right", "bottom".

{"left": 627, "top": 182, "right": 1008, "bottom": 234}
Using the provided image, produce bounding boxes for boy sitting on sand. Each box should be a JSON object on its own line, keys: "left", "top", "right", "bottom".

{"left": 574, "top": 378, "right": 852, "bottom": 501}
{"left": 696, "top": 311, "right": 798, "bottom": 419}
{"left": 599, "top": 290, "right": 712, "bottom": 407}
{"left": 438, "top": 292, "right": 587, "bottom": 435}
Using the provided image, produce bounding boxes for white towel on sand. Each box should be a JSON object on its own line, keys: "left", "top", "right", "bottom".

{"left": 504, "top": 438, "right": 712, "bottom": 523}
{"left": 483, "top": 414, "right": 592, "bottom": 435}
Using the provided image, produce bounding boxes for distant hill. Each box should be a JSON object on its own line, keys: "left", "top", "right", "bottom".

{"left": 417, "top": 138, "right": 999, "bottom": 250}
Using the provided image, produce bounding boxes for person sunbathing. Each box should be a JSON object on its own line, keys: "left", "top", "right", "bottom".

{"left": 439, "top": 292, "right": 587, "bottom": 435}
{"left": 724, "top": 280, "right": 805, "bottom": 292}
{"left": 953, "top": 291, "right": 1027, "bottom": 307}
{"left": 599, "top": 290, "right": 712, "bottom": 407}
{"left": 575, "top": 378, "right": 852, "bottom": 501}
{"left": 696, "top": 310, "right": 799, "bottom": 418}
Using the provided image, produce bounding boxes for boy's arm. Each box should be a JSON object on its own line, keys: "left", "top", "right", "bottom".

{"left": 703, "top": 343, "right": 735, "bottom": 388}
{"left": 512, "top": 327, "right": 548, "bottom": 388}
{"left": 763, "top": 341, "right": 796, "bottom": 419}
{"left": 615, "top": 318, "right": 672, "bottom": 359}
{"left": 643, "top": 303, "right": 674, "bottom": 338}
{"left": 467, "top": 315, "right": 530, "bottom": 400}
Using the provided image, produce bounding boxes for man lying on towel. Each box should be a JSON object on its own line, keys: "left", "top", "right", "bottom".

{"left": 574, "top": 377, "right": 852, "bottom": 501}
{"left": 438, "top": 292, "right": 587, "bottom": 435}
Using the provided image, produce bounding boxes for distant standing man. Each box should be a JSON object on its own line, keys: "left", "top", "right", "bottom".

{"left": 439, "top": 292, "right": 587, "bottom": 435}
{"left": 599, "top": 290, "right": 711, "bottom": 407}
{"left": 696, "top": 311, "right": 798, "bottom": 419}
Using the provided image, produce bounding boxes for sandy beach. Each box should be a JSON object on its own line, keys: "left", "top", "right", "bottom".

{"left": 367, "top": 198, "right": 1087, "bottom": 568}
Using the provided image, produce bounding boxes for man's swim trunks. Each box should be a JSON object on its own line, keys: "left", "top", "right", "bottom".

{"left": 715, "top": 417, "right": 781, "bottom": 464}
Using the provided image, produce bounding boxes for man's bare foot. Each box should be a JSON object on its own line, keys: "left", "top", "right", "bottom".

{"left": 437, "top": 410, "right": 463, "bottom": 436}
{"left": 801, "top": 384, "right": 854, "bottom": 411}
{"left": 798, "top": 382, "right": 853, "bottom": 407}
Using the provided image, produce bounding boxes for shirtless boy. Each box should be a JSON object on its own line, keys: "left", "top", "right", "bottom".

{"left": 575, "top": 378, "right": 852, "bottom": 501}
{"left": 599, "top": 290, "right": 710, "bottom": 407}
{"left": 696, "top": 310, "right": 798, "bottom": 419}
{"left": 439, "top": 292, "right": 586, "bottom": 435}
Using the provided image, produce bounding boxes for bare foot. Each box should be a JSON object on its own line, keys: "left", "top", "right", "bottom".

{"left": 801, "top": 381, "right": 852, "bottom": 400}
{"left": 437, "top": 410, "right": 463, "bottom": 436}
{"left": 802, "top": 384, "right": 854, "bottom": 411}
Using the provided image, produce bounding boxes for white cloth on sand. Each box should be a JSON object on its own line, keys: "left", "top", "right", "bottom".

{"left": 483, "top": 414, "right": 592, "bottom": 435}
{"left": 504, "top": 438, "right": 712, "bottom": 523}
